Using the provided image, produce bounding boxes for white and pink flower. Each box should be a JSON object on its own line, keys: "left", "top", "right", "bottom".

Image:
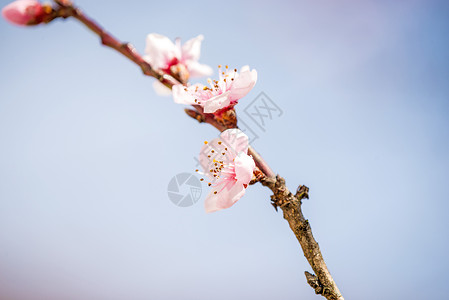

{"left": 198, "top": 129, "right": 256, "bottom": 213}
{"left": 172, "top": 65, "right": 257, "bottom": 114}
{"left": 144, "top": 33, "right": 213, "bottom": 95}
{"left": 2, "top": 0, "right": 44, "bottom": 26}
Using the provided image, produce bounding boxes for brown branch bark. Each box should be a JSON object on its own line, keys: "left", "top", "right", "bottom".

{"left": 53, "top": 0, "right": 179, "bottom": 88}
{"left": 262, "top": 177, "right": 343, "bottom": 300}
{"left": 48, "top": 1, "right": 344, "bottom": 299}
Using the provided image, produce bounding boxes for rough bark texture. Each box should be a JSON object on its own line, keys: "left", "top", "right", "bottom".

{"left": 262, "top": 176, "right": 344, "bottom": 300}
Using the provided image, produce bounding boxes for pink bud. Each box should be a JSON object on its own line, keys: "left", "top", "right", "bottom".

{"left": 2, "top": 0, "right": 44, "bottom": 26}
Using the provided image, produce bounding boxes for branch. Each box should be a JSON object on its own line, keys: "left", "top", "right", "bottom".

{"left": 262, "top": 177, "right": 343, "bottom": 300}
{"left": 47, "top": 1, "right": 343, "bottom": 298}
{"left": 53, "top": 0, "right": 179, "bottom": 88}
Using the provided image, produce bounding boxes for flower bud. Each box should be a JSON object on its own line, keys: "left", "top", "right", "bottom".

{"left": 169, "top": 63, "right": 190, "bottom": 84}
{"left": 2, "top": 0, "right": 44, "bottom": 26}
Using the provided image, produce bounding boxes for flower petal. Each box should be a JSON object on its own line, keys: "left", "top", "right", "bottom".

{"left": 199, "top": 138, "right": 234, "bottom": 181}
{"left": 240, "top": 65, "right": 250, "bottom": 72}
{"left": 234, "top": 153, "right": 256, "bottom": 184}
{"left": 204, "top": 181, "right": 246, "bottom": 213}
{"left": 2, "top": 0, "right": 42, "bottom": 26}
{"left": 219, "top": 129, "right": 250, "bottom": 156}
{"left": 181, "top": 34, "right": 204, "bottom": 62}
{"left": 202, "top": 91, "right": 231, "bottom": 114}
{"left": 144, "top": 33, "right": 176, "bottom": 70}
{"left": 172, "top": 84, "right": 201, "bottom": 105}
{"left": 229, "top": 67, "right": 257, "bottom": 102}
{"left": 187, "top": 61, "right": 213, "bottom": 78}
{"left": 152, "top": 81, "right": 172, "bottom": 96}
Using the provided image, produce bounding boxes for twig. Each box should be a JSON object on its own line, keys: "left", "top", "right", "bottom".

{"left": 48, "top": 1, "right": 343, "bottom": 298}
{"left": 262, "top": 176, "right": 343, "bottom": 300}
{"left": 53, "top": 0, "right": 179, "bottom": 88}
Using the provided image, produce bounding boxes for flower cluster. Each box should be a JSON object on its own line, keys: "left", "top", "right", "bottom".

{"left": 144, "top": 34, "right": 257, "bottom": 115}
{"left": 143, "top": 33, "right": 259, "bottom": 210}
{"left": 2, "top": 2, "right": 260, "bottom": 213}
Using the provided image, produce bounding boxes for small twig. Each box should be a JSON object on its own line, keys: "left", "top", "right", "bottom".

{"left": 306, "top": 271, "right": 325, "bottom": 295}
{"left": 295, "top": 185, "right": 310, "bottom": 200}
{"left": 248, "top": 145, "right": 275, "bottom": 179}
{"left": 184, "top": 109, "right": 204, "bottom": 123}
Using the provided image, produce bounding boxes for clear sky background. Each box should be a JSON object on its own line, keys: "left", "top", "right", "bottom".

{"left": 0, "top": 0, "right": 448, "bottom": 299}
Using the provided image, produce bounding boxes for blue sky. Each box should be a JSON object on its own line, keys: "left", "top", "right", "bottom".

{"left": 0, "top": 0, "right": 448, "bottom": 299}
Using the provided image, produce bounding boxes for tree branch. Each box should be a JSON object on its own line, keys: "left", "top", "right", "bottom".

{"left": 48, "top": 1, "right": 343, "bottom": 298}
{"left": 53, "top": 0, "right": 179, "bottom": 88}
{"left": 262, "top": 176, "right": 343, "bottom": 300}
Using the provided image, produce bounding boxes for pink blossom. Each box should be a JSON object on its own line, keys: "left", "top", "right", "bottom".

{"left": 144, "top": 33, "right": 213, "bottom": 95}
{"left": 172, "top": 65, "right": 257, "bottom": 114}
{"left": 198, "top": 129, "right": 255, "bottom": 213}
{"left": 2, "top": 0, "right": 44, "bottom": 26}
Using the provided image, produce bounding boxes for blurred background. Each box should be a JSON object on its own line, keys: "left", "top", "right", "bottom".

{"left": 1, "top": 0, "right": 448, "bottom": 299}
